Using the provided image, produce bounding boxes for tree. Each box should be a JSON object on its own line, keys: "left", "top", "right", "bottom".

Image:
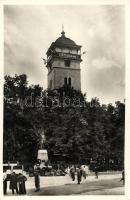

{"left": 4, "top": 74, "right": 42, "bottom": 163}
{"left": 4, "top": 74, "right": 125, "bottom": 168}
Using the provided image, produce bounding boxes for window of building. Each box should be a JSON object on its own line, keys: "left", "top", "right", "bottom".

{"left": 64, "top": 77, "right": 67, "bottom": 86}
{"left": 64, "top": 59, "right": 71, "bottom": 67}
{"left": 68, "top": 77, "right": 71, "bottom": 86}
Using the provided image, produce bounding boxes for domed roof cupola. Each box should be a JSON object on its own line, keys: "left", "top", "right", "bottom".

{"left": 54, "top": 30, "right": 77, "bottom": 47}
{"left": 47, "top": 30, "right": 82, "bottom": 57}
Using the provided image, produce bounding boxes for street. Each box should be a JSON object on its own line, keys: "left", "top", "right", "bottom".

{"left": 5, "top": 172, "right": 124, "bottom": 195}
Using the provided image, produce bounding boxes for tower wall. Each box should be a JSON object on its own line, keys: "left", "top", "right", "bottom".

{"left": 52, "top": 60, "right": 80, "bottom": 69}
{"left": 54, "top": 67, "right": 81, "bottom": 90}
{"left": 48, "top": 59, "right": 81, "bottom": 90}
{"left": 48, "top": 69, "right": 55, "bottom": 89}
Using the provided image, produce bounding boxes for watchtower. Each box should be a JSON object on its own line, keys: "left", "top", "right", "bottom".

{"left": 46, "top": 29, "right": 82, "bottom": 91}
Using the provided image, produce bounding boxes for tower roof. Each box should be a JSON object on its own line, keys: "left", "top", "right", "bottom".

{"left": 47, "top": 31, "right": 81, "bottom": 55}
{"left": 54, "top": 30, "right": 77, "bottom": 46}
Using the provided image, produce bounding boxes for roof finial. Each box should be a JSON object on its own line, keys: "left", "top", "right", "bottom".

{"left": 61, "top": 24, "right": 65, "bottom": 37}
{"left": 62, "top": 24, "right": 64, "bottom": 32}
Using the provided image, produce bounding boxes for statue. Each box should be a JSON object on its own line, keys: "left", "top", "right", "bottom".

{"left": 37, "top": 129, "right": 48, "bottom": 162}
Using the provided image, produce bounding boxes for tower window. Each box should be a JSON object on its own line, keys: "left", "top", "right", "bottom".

{"left": 68, "top": 77, "right": 71, "bottom": 86}
{"left": 65, "top": 59, "right": 71, "bottom": 67}
{"left": 64, "top": 77, "right": 67, "bottom": 86}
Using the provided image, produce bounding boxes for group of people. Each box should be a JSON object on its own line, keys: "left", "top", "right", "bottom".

{"left": 3, "top": 171, "right": 27, "bottom": 195}
{"left": 69, "top": 165, "right": 125, "bottom": 186}
{"left": 69, "top": 165, "right": 90, "bottom": 184}
{"left": 3, "top": 169, "right": 41, "bottom": 195}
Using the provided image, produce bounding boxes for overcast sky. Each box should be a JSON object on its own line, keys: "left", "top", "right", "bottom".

{"left": 4, "top": 5, "right": 125, "bottom": 104}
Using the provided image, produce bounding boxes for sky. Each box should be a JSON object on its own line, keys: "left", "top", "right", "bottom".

{"left": 4, "top": 5, "right": 125, "bottom": 105}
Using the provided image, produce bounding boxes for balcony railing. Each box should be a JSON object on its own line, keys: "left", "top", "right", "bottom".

{"left": 47, "top": 52, "right": 82, "bottom": 63}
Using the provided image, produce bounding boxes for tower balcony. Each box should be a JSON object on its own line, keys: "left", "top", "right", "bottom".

{"left": 47, "top": 52, "right": 82, "bottom": 64}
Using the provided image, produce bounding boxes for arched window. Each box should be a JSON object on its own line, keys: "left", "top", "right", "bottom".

{"left": 68, "top": 77, "right": 71, "bottom": 86}
{"left": 64, "top": 77, "right": 67, "bottom": 85}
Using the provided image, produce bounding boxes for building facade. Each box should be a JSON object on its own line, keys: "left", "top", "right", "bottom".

{"left": 46, "top": 30, "right": 82, "bottom": 91}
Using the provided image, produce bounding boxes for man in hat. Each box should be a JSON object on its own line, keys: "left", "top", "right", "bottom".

{"left": 34, "top": 170, "right": 40, "bottom": 192}
{"left": 10, "top": 172, "right": 18, "bottom": 194}
{"left": 77, "top": 167, "right": 82, "bottom": 184}
{"left": 17, "top": 173, "right": 27, "bottom": 194}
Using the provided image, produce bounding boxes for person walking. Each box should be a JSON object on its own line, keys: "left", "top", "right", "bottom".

{"left": 17, "top": 173, "right": 27, "bottom": 194}
{"left": 85, "top": 165, "right": 89, "bottom": 177}
{"left": 3, "top": 170, "right": 7, "bottom": 195}
{"left": 81, "top": 165, "right": 87, "bottom": 179}
{"left": 70, "top": 166, "right": 75, "bottom": 181}
{"left": 65, "top": 166, "right": 70, "bottom": 175}
{"left": 10, "top": 172, "right": 18, "bottom": 194}
{"left": 77, "top": 168, "right": 82, "bottom": 184}
{"left": 94, "top": 166, "right": 99, "bottom": 179}
{"left": 34, "top": 170, "right": 40, "bottom": 192}
{"left": 120, "top": 170, "right": 125, "bottom": 185}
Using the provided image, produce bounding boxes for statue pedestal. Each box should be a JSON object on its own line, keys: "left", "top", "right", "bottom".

{"left": 37, "top": 149, "right": 48, "bottom": 162}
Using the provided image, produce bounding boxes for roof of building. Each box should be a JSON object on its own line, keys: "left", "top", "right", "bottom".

{"left": 47, "top": 31, "right": 81, "bottom": 55}
{"left": 54, "top": 31, "right": 77, "bottom": 46}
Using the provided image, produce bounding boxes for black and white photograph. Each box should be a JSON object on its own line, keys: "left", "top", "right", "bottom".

{"left": 1, "top": 1, "right": 128, "bottom": 197}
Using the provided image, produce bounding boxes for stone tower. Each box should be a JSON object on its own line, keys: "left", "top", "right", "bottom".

{"left": 46, "top": 30, "right": 82, "bottom": 91}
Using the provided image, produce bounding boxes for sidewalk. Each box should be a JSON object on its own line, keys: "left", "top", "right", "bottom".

{"left": 26, "top": 172, "right": 122, "bottom": 189}
{"left": 26, "top": 175, "right": 124, "bottom": 195}
{"left": 6, "top": 172, "right": 123, "bottom": 195}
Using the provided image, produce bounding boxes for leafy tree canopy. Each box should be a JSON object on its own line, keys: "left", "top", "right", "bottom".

{"left": 4, "top": 74, "right": 125, "bottom": 165}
